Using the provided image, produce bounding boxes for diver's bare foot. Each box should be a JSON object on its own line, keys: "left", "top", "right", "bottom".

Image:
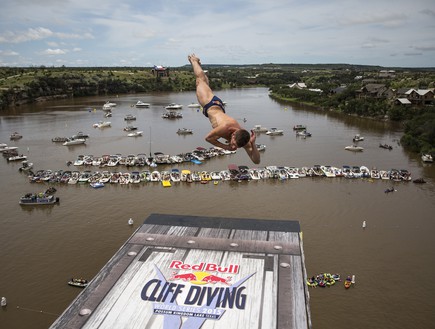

{"left": 188, "top": 54, "right": 201, "bottom": 65}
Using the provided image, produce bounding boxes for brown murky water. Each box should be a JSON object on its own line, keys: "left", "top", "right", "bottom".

{"left": 1, "top": 88, "right": 434, "bottom": 328}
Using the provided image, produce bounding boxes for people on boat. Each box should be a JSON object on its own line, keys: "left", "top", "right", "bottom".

{"left": 188, "top": 54, "right": 260, "bottom": 164}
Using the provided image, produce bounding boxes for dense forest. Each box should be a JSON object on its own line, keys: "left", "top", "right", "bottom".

{"left": 0, "top": 64, "right": 434, "bottom": 155}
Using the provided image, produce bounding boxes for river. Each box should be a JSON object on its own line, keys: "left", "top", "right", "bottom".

{"left": 1, "top": 88, "right": 434, "bottom": 329}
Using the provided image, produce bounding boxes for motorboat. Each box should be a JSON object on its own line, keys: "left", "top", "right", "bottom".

{"left": 63, "top": 138, "right": 86, "bottom": 146}
{"left": 18, "top": 160, "right": 33, "bottom": 172}
{"left": 68, "top": 278, "right": 88, "bottom": 288}
{"left": 379, "top": 143, "right": 393, "bottom": 150}
{"left": 135, "top": 101, "right": 150, "bottom": 108}
{"left": 19, "top": 193, "right": 59, "bottom": 205}
{"left": 127, "top": 131, "right": 143, "bottom": 137}
{"left": 10, "top": 132, "right": 23, "bottom": 140}
{"left": 104, "top": 111, "right": 112, "bottom": 117}
{"left": 71, "top": 132, "right": 89, "bottom": 139}
{"left": 293, "top": 124, "right": 307, "bottom": 131}
{"left": 162, "top": 110, "right": 183, "bottom": 119}
{"left": 1, "top": 296, "right": 6, "bottom": 307}
{"left": 90, "top": 182, "right": 104, "bottom": 188}
{"left": 102, "top": 101, "right": 117, "bottom": 110}
{"left": 421, "top": 153, "right": 433, "bottom": 163}
{"left": 7, "top": 154, "right": 27, "bottom": 162}
{"left": 187, "top": 103, "right": 201, "bottom": 108}
{"left": 93, "top": 121, "right": 111, "bottom": 128}
{"left": 344, "top": 145, "right": 364, "bottom": 152}
{"left": 0, "top": 145, "right": 18, "bottom": 152}
{"left": 124, "top": 125, "right": 138, "bottom": 131}
{"left": 165, "top": 103, "right": 183, "bottom": 110}
{"left": 266, "top": 128, "right": 284, "bottom": 136}
{"left": 124, "top": 114, "right": 136, "bottom": 121}
{"left": 256, "top": 144, "right": 266, "bottom": 152}
{"left": 296, "top": 130, "right": 312, "bottom": 137}
{"left": 353, "top": 134, "right": 364, "bottom": 142}
{"left": 177, "top": 128, "right": 193, "bottom": 135}
{"left": 252, "top": 125, "right": 268, "bottom": 133}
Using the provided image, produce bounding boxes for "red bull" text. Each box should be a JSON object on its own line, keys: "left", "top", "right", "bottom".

{"left": 169, "top": 260, "right": 239, "bottom": 274}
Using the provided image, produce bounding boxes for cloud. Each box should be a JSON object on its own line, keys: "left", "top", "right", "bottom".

{"left": 0, "top": 27, "right": 94, "bottom": 44}
{"left": 42, "top": 48, "right": 67, "bottom": 55}
{"left": 0, "top": 50, "right": 19, "bottom": 56}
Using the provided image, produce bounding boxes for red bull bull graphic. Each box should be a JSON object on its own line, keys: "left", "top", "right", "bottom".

{"left": 141, "top": 262, "right": 255, "bottom": 327}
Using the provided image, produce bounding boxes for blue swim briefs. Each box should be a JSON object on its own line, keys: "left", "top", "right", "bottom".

{"left": 202, "top": 95, "right": 225, "bottom": 118}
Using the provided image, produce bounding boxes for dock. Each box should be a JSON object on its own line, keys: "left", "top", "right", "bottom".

{"left": 50, "top": 214, "right": 312, "bottom": 329}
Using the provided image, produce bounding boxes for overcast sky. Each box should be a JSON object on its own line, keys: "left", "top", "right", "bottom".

{"left": 1, "top": 0, "right": 434, "bottom": 68}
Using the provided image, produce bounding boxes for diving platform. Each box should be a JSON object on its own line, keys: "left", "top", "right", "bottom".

{"left": 50, "top": 213, "right": 312, "bottom": 329}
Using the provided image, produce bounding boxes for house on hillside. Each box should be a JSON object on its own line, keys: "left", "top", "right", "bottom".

{"left": 151, "top": 65, "right": 169, "bottom": 77}
{"left": 357, "top": 83, "right": 388, "bottom": 99}
{"left": 405, "top": 89, "right": 434, "bottom": 105}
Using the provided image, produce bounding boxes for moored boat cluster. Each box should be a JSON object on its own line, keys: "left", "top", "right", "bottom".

{"left": 26, "top": 163, "right": 413, "bottom": 186}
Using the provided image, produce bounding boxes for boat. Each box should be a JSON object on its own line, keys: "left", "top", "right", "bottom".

{"left": 165, "top": 103, "right": 183, "bottom": 110}
{"left": 187, "top": 103, "right": 201, "bottom": 108}
{"left": 71, "top": 132, "right": 89, "bottom": 139}
{"left": 252, "top": 125, "right": 269, "bottom": 133}
{"left": 90, "top": 182, "right": 104, "bottom": 188}
{"left": 124, "top": 125, "right": 138, "bottom": 131}
{"left": 93, "top": 121, "right": 111, "bottom": 128}
{"left": 7, "top": 154, "right": 27, "bottom": 162}
{"left": 10, "top": 132, "right": 23, "bottom": 140}
{"left": 19, "top": 193, "right": 59, "bottom": 205}
{"left": 353, "top": 134, "right": 364, "bottom": 142}
{"left": 18, "top": 160, "right": 33, "bottom": 172}
{"left": 421, "top": 153, "right": 433, "bottom": 163}
{"left": 177, "top": 128, "right": 193, "bottom": 135}
{"left": 135, "top": 101, "right": 150, "bottom": 108}
{"left": 344, "top": 276, "right": 352, "bottom": 289}
{"left": 127, "top": 131, "right": 143, "bottom": 137}
{"left": 379, "top": 143, "right": 393, "bottom": 150}
{"left": 266, "top": 128, "right": 284, "bottom": 136}
{"left": 68, "top": 278, "right": 88, "bottom": 288}
{"left": 256, "top": 144, "right": 266, "bottom": 152}
{"left": 162, "top": 110, "right": 183, "bottom": 119}
{"left": 345, "top": 145, "right": 364, "bottom": 152}
{"left": 102, "top": 101, "right": 117, "bottom": 110}
{"left": 105, "top": 111, "right": 112, "bottom": 117}
{"left": 296, "top": 130, "right": 312, "bottom": 137}
{"left": 124, "top": 114, "right": 136, "bottom": 121}
{"left": 0, "top": 146, "right": 18, "bottom": 153}
{"left": 63, "top": 138, "right": 86, "bottom": 146}
{"left": 1, "top": 296, "right": 6, "bottom": 307}
{"left": 293, "top": 124, "right": 307, "bottom": 131}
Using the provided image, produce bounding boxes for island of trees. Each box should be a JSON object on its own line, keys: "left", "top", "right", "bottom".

{"left": 0, "top": 63, "right": 434, "bottom": 155}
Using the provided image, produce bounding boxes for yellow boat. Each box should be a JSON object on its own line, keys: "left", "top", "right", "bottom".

{"left": 162, "top": 179, "right": 171, "bottom": 187}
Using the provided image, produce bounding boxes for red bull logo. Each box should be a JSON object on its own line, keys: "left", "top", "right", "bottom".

{"left": 169, "top": 260, "right": 239, "bottom": 274}
{"left": 169, "top": 271, "right": 232, "bottom": 285}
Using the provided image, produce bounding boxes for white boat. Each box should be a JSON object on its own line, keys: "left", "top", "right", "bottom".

{"left": 162, "top": 111, "right": 183, "bottom": 119}
{"left": 127, "top": 131, "right": 143, "bottom": 137}
{"left": 135, "top": 101, "right": 150, "bottom": 108}
{"left": 187, "top": 103, "right": 201, "bottom": 108}
{"left": 296, "top": 130, "right": 312, "bottom": 137}
{"left": 0, "top": 146, "right": 18, "bottom": 152}
{"left": 353, "top": 134, "right": 364, "bottom": 142}
{"left": 165, "top": 103, "right": 183, "bottom": 110}
{"left": 293, "top": 124, "right": 307, "bottom": 131}
{"left": 19, "top": 160, "right": 33, "bottom": 172}
{"left": 7, "top": 154, "right": 27, "bottom": 162}
{"left": 93, "top": 121, "right": 111, "bottom": 128}
{"left": 177, "top": 128, "right": 193, "bottom": 135}
{"left": 421, "top": 154, "right": 433, "bottom": 163}
{"left": 1, "top": 297, "right": 6, "bottom": 307}
{"left": 266, "top": 128, "right": 284, "bottom": 136}
{"left": 63, "top": 138, "right": 86, "bottom": 146}
{"left": 102, "top": 101, "right": 117, "bottom": 110}
{"left": 252, "top": 125, "right": 269, "bottom": 133}
{"left": 345, "top": 145, "right": 364, "bottom": 152}
{"left": 90, "top": 182, "right": 104, "bottom": 188}
{"left": 10, "top": 132, "right": 23, "bottom": 140}
{"left": 124, "top": 114, "right": 136, "bottom": 121}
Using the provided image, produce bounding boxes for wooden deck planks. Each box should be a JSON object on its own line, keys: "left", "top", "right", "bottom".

{"left": 50, "top": 214, "right": 310, "bottom": 329}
